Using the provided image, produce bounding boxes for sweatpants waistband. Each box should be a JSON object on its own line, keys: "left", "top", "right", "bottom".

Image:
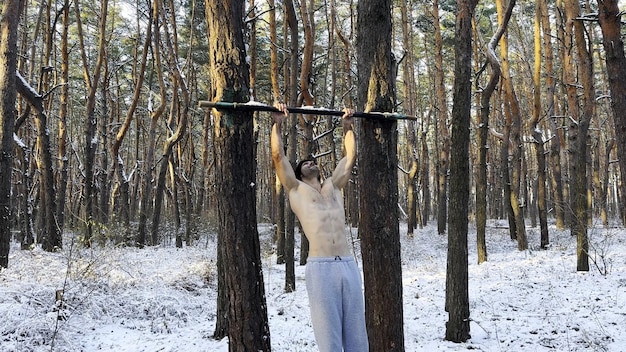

{"left": 307, "top": 256, "right": 354, "bottom": 262}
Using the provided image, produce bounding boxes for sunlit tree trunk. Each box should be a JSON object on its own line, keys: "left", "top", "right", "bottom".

{"left": 497, "top": 0, "right": 526, "bottom": 250}
{"left": 266, "top": 0, "right": 280, "bottom": 262}
{"left": 532, "top": 0, "right": 549, "bottom": 249}
{"left": 420, "top": 124, "right": 430, "bottom": 226}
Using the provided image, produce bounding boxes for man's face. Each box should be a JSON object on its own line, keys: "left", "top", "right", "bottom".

{"left": 300, "top": 160, "right": 318, "bottom": 178}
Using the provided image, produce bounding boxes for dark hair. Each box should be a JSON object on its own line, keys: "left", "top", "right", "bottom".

{"left": 295, "top": 158, "right": 316, "bottom": 181}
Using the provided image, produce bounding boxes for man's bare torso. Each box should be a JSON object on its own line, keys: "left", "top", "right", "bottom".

{"left": 288, "top": 178, "right": 351, "bottom": 257}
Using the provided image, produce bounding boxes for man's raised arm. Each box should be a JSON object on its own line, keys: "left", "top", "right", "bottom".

{"left": 271, "top": 104, "right": 299, "bottom": 192}
{"left": 331, "top": 110, "right": 356, "bottom": 189}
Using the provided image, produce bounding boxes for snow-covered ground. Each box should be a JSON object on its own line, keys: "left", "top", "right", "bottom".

{"left": 1, "top": 220, "right": 625, "bottom": 351}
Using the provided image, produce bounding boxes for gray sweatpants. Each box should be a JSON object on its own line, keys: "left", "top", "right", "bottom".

{"left": 305, "top": 256, "right": 369, "bottom": 352}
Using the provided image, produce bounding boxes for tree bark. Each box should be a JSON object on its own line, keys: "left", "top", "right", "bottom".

{"left": 206, "top": 0, "right": 271, "bottom": 350}
{"left": 400, "top": 0, "right": 418, "bottom": 235}
{"left": 565, "top": 0, "right": 593, "bottom": 272}
{"left": 540, "top": 0, "right": 565, "bottom": 230}
{"left": 137, "top": 0, "right": 167, "bottom": 247}
{"left": 356, "top": 0, "right": 404, "bottom": 350}
{"left": 150, "top": 0, "right": 190, "bottom": 245}
{"left": 56, "top": 0, "right": 69, "bottom": 234}
{"left": 17, "top": 73, "right": 60, "bottom": 251}
{"left": 111, "top": 9, "right": 152, "bottom": 229}
{"left": 496, "top": 0, "right": 526, "bottom": 251}
{"left": 75, "top": 0, "right": 108, "bottom": 247}
{"left": 532, "top": 0, "right": 549, "bottom": 249}
{"left": 0, "top": 0, "right": 23, "bottom": 268}
{"left": 434, "top": 0, "right": 450, "bottom": 236}
{"left": 445, "top": 0, "right": 477, "bottom": 343}
{"left": 476, "top": 0, "right": 513, "bottom": 264}
{"left": 597, "top": 0, "right": 626, "bottom": 226}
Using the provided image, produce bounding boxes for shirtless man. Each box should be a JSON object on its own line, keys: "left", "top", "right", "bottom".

{"left": 271, "top": 104, "right": 369, "bottom": 352}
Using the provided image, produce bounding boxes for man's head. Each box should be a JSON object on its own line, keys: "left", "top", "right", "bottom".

{"left": 295, "top": 158, "right": 319, "bottom": 181}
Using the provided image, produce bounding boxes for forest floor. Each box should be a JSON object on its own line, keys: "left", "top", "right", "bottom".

{"left": 1, "top": 219, "right": 626, "bottom": 351}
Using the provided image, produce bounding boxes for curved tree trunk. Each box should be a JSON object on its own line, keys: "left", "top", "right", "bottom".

{"left": 19, "top": 75, "right": 60, "bottom": 251}
{"left": 476, "top": 0, "right": 513, "bottom": 264}
{"left": 75, "top": 0, "right": 108, "bottom": 247}
{"left": 137, "top": 0, "right": 167, "bottom": 247}
{"left": 151, "top": 0, "right": 191, "bottom": 245}
{"left": 111, "top": 9, "right": 152, "bottom": 229}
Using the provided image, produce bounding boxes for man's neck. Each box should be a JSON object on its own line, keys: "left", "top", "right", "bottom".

{"left": 302, "top": 177, "right": 322, "bottom": 192}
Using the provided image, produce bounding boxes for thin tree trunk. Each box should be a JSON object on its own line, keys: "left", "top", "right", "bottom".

{"left": 497, "top": 0, "right": 526, "bottom": 250}
{"left": 137, "top": 0, "right": 167, "bottom": 247}
{"left": 434, "top": 0, "right": 449, "bottom": 236}
{"left": 600, "top": 140, "right": 614, "bottom": 225}
{"left": 0, "top": 0, "right": 23, "bottom": 268}
{"left": 540, "top": 0, "right": 565, "bottom": 230}
{"left": 56, "top": 0, "right": 69, "bottom": 234}
{"left": 75, "top": 0, "right": 108, "bottom": 247}
{"left": 566, "top": 0, "right": 593, "bottom": 271}
{"left": 111, "top": 12, "right": 152, "bottom": 229}
{"left": 18, "top": 74, "right": 60, "bottom": 251}
{"left": 476, "top": 0, "right": 512, "bottom": 264}
{"left": 532, "top": 0, "right": 549, "bottom": 249}
{"left": 400, "top": 0, "right": 418, "bottom": 235}
{"left": 151, "top": 0, "right": 190, "bottom": 245}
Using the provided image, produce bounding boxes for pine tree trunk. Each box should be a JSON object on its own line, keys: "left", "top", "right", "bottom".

{"left": 206, "top": 0, "right": 271, "bottom": 349}
{"left": 445, "top": 0, "right": 477, "bottom": 342}
{"left": 434, "top": 0, "right": 449, "bottom": 236}
{"left": 568, "top": 0, "right": 593, "bottom": 271}
{"left": 357, "top": 0, "right": 404, "bottom": 349}
{"left": 138, "top": 1, "right": 167, "bottom": 247}
{"left": 56, "top": 0, "right": 70, "bottom": 233}
{"left": 532, "top": 0, "right": 549, "bottom": 249}
{"left": 597, "top": 0, "right": 626, "bottom": 226}
{"left": 0, "top": 0, "right": 22, "bottom": 268}
{"left": 75, "top": 0, "right": 108, "bottom": 247}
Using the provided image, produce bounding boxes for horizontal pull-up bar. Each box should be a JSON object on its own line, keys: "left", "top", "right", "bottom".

{"left": 198, "top": 101, "right": 418, "bottom": 121}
